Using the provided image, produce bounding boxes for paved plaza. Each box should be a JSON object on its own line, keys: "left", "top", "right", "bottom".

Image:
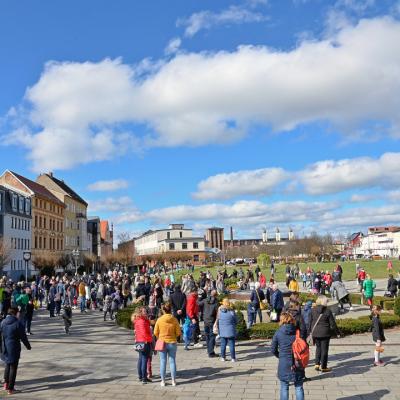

{"left": 3, "top": 308, "right": 399, "bottom": 400}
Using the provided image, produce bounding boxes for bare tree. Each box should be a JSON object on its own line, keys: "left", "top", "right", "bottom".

{"left": 0, "top": 237, "right": 12, "bottom": 274}
{"left": 117, "top": 231, "right": 132, "bottom": 244}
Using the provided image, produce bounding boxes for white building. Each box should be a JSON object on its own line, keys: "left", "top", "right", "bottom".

{"left": 359, "top": 227, "right": 400, "bottom": 258}
{"left": 135, "top": 224, "right": 206, "bottom": 264}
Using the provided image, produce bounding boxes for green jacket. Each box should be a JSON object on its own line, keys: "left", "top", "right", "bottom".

{"left": 363, "top": 279, "right": 376, "bottom": 298}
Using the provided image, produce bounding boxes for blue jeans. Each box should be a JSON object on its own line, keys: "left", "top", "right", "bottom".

{"left": 204, "top": 325, "right": 216, "bottom": 355}
{"left": 280, "top": 379, "right": 304, "bottom": 400}
{"left": 159, "top": 343, "right": 177, "bottom": 381}
{"left": 247, "top": 304, "right": 255, "bottom": 328}
{"left": 220, "top": 337, "right": 236, "bottom": 360}
{"left": 137, "top": 343, "right": 151, "bottom": 380}
{"left": 80, "top": 296, "right": 86, "bottom": 312}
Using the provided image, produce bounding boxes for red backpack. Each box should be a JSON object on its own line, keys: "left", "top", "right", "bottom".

{"left": 292, "top": 330, "right": 309, "bottom": 369}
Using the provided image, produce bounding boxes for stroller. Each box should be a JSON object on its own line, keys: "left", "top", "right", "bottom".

{"left": 62, "top": 304, "right": 72, "bottom": 334}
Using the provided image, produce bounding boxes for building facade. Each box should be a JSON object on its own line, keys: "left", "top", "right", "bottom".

{"left": 0, "top": 184, "right": 32, "bottom": 280}
{"left": 359, "top": 226, "right": 400, "bottom": 258}
{"left": 0, "top": 171, "right": 66, "bottom": 264}
{"left": 87, "top": 217, "right": 101, "bottom": 258}
{"left": 100, "top": 220, "right": 113, "bottom": 259}
{"left": 135, "top": 224, "right": 206, "bottom": 264}
{"left": 37, "top": 173, "right": 89, "bottom": 262}
{"left": 205, "top": 227, "right": 225, "bottom": 251}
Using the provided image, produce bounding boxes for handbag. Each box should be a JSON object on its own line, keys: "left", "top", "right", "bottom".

{"left": 154, "top": 339, "right": 166, "bottom": 351}
{"left": 133, "top": 342, "right": 145, "bottom": 352}
{"left": 255, "top": 289, "right": 266, "bottom": 310}
{"left": 307, "top": 313, "right": 323, "bottom": 346}
{"left": 270, "top": 310, "right": 278, "bottom": 322}
{"left": 375, "top": 345, "right": 384, "bottom": 353}
{"left": 213, "top": 320, "right": 219, "bottom": 335}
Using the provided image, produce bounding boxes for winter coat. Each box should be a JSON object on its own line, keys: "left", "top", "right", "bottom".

{"left": 287, "top": 307, "right": 307, "bottom": 340}
{"left": 371, "top": 315, "right": 386, "bottom": 342}
{"left": 302, "top": 301, "right": 312, "bottom": 330}
{"left": 309, "top": 305, "right": 337, "bottom": 338}
{"left": 170, "top": 289, "right": 187, "bottom": 316}
{"left": 217, "top": 307, "right": 237, "bottom": 338}
{"left": 198, "top": 296, "right": 218, "bottom": 326}
{"left": 387, "top": 278, "right": 398, "bottom": 293}
{"left": 271, "top": 323, "right": 305, "bottom": 382}
{"left": 186, "top": 293, "right": 199, "bottom": 319}
{"left": 331, "top": 281, "right": 349, "bottom": 301}
{"left": 0, "top": 315, "right": 31, "bottom": 364}
{"left": 271, "top": 289, "right": 284, "bottom": 311}
{"left": 288, "top": 280, "right": 299, "bottom": 292}
{"left": 250, "top": 289, "right": 265, "bottom": 309}
{"left": 154, "top": 314, "right": 181, "bottom": 343}
{"left": 135, "top": 283, "right": 148, "bottom": 300}
{"left": 363, "top": 279, "right": 376, "bottom": 299}
{"left": 134, "top": 316, "right": 153, "bottom": 343}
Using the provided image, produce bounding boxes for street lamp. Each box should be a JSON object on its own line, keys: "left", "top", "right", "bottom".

{"left": 23, "top": 251, "right": 31, "bottom": 283}
{"left": 72, "top": 249, "right": 80, "bottom": 275}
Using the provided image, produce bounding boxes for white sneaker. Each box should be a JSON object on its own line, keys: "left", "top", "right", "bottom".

{"left": 349, "top": 307, "right": 354, "bottom": 311}
{"left": 220, "top": 357, "right": 226, "bottom": 362}
{"left": 194, "top": 343, "right": 203, "bottom": 348}
{"left": 160, "top": 381, "right": 166, "bottom": 387}
{"left": 231, "top": 359, "right": 237, "bottom": 363}
{"left": 171, "top": 380, "right": 176, "bottom": 387}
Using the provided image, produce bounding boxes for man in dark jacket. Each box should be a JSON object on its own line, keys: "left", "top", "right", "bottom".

{"left": 271, "top": 284, "right": 284, "bottom": 321}
{"left": 0, "top": 307, "right": 31, "bottom": 395}
{"left": 169, "top": 285, "right": 186, "bottom": 324}
{"left": 198, "top": 290, "right": 219, "bottom": 357}
{"left": 387, "top": 274, "right": 398, "bottom": 297}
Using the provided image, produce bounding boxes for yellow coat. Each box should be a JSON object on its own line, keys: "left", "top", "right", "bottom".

{"left": 289, "top": 280, "right": 299, "bottom": 292}
{"left": 154, "top": 314, "right": 181, "bottom": 343}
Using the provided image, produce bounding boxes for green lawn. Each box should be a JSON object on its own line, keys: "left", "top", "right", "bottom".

{"left": 171, "top": 259, "right": 398, "bottom": 283}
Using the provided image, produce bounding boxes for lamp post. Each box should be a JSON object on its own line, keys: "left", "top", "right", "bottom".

{"left": 23, "top": 251, "right": 31, "bottom": 283}
{"left": 72, "top": 249, "right": 80, "bottom": 275}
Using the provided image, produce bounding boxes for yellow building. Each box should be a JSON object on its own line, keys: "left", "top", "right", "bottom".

{"left": 37, "top": 173, "right": 88, "bottom": 259}
{"left": 0, "top": 170, "right": 66, "bottom": 263}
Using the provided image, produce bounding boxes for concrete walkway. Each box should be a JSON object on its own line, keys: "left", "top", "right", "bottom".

{"left": 4, "top": 308, "right": 400, "bottom": 400}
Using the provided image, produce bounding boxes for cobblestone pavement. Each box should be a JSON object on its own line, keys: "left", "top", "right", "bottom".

{"left": 3, "top": 309, "right": 400, "bottom": 400}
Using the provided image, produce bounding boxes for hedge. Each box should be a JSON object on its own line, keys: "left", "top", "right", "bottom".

{"left": 383, "top": 301, "right": 395, "bottom": 311}
{"left": 236, "top": 310, "right": 249, "bottom": 340}
{"left": 115, "top": 303, "right": 142, "bottom": 330}
{"left": 248, "top": 314, "right": 400, "bottom": 339}
{"left": 395, "top": 297, "right": 400, "bottom": 317}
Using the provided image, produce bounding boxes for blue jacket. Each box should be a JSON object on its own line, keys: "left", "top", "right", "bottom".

{"left": 218, "top": 307, "right": 237, "bottom": 338}
{"left": 0, "top": 315, "right": 31, "bottom": 364}
{"left": 250, "top": 289, "right": 265, "bottom": 309}
{"left": 271, "top": 324, "right": 304, "bottom": 382}
{"left": 271, "top": 289, "right": 284, "bottom": 311}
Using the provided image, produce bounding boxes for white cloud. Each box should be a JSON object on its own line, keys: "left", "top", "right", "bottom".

{"left": 387, "top": 190, "right": 400, "bottom": 202}
{"left": 335, "top": 0, "right": 375, "bottom": 13}
{"left": 298, "top": 152, "right": 400, "bottom": 195}
{"left": 3, "top": 18, "right": 400, "bottom": 171}
{"left": 165, "top": 37, "right": 182, "bottom": 55}
{"left": 177, "top": 5, "right": 267, "bottom": 38}
{"left": 349, "top": 193, "right": 377, "bottom": 203}
{"left": 87, "top": 179, "right": 129, "bottom": 192}
{"left": 193, "top": 168, "right": 289, "bottom": 200}
{"left": 88, "top": 196, "right": 135, "bottom": 213}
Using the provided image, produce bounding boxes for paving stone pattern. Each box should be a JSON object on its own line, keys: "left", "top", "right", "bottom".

{"left": 3, "top": 309, "right": 400, "bottom": 400}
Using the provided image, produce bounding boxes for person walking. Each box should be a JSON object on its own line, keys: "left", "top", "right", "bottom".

{"left": 371, "top": 305, "right": 385, "bottom": 366}
{"left": 48, "top": 282, "right": 57, "bottom": 317}
{"left": 78, "top": 281, "right": 86, "bottom": 313}
{"left": 218, "top": 298, "right": 237, "bottom": 362}
{"left": 309, "top": 295, "right": 338, "bottom": 373}
{"left": 154, "top": 303, "right": 181, "bottom": 387}
{"left": 169, "top": 285, "right": 186, "bottom": 325}
{"left": 186, "top": 289, "right": 202, "bottom": 348}
{"left": 271, "top": 312, "right": 305, "bottom": 400}
{"left": 0, "top": 307, "right": 31, "bottom": 395}
{"left": 387, "top": 274, "right": 398, "bottom": 298}
{"left": 250, "top": 282, "right": 265, "bottom": 326}
{"left": 363, "top": 274, "right": 376, "bottom": 309}
{"left": 132, "top": 307, "right": 153, "bottom": 384}
{"left": 198, "top": 290, "right": 219, "bottom": 357}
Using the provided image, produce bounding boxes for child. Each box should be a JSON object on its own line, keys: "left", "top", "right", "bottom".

{"left": 62, "top": 304, "right": 72, "bottom": 334}
{"left": 183, "top": 316, "right": 192, "bottom": 350}
{"left": 371, "top": 305, "right": 385, "bottom": 366}
{"left": 103, "top": 295, "right": 112, "bottom": 321}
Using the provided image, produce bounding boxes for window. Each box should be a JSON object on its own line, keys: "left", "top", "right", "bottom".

{"left": 17, "top": 238, "right": 20, "bottom": 249}
{"left": 35, "top": 236, "right": 37, "bottom": 249}
{"left": 193, "top": 255, "right": 199, "bottom": 262}
{"left": 11, "top": 238, "right": 14, "bottom": 249}
{"left": 43, "top": 237, "right": 46, "bottom": 249}
{"left": 39, "top": 237, "right": 42, "bottom": 249}
{"left": 179, "top": 232, "right": 183, "bottom": 238}
{"left": 77, "top": 236, "right": 80, "bottom": 247}
{"left": 35, "top": 215, "right": 37, "bottom": 227}
{"left": 19, "top": 196, "right": 24, "bottom": 212}
{"left": 182, "top": 243, "right": 188, "bottom": 250}
{"left": 167, "top": 232, "right": 170, "bottom": 239}
{"left": 25, "top": 198, "right": 31, "bottom": 214}
{"left": 43, "top": 217, "right": 46, "bottom": 229}
{"left": 0, "top": 193, "right": 2, "bottom": 211}
{"left": 169, "top": 243, "right": 175, "bottom": 250}
{"left": 12, "top": 194, "right": 18, "bottom": 211}
{"left": 39, "top": 216, "right": 42, "bottom": 228}
{"left": 193, "top": 242, "right": 199, "bottom": 249}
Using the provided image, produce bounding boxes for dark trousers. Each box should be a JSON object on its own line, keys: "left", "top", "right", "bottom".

{"left": 137, "top": 344, "right": 151, "bottom": 381}
{"left": 49, "top": 300, "right": 55, "bottom": 317}
{"left": 173, "top": 312, "right": 185, "bottom": 325}
{"left": 191, "top": 318, "right": 200, "bottom": 343}
{"left": 204, "top": 324, "right": 216, "bottom": 355}
{"left": 315, "top": 337, "right": 330, "bottom": 369}
{"left": 55, "top": 300, "right": 62, "bottom": 315}
{"left": 26, "top": 315, "right": 33, "bottom": 333}
{"left": 4, "top": 361, "right": 19, "bottom": 390}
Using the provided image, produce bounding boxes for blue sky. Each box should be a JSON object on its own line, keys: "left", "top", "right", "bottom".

{"left": 1, "top": 0, "right": 400, "bottom": 241}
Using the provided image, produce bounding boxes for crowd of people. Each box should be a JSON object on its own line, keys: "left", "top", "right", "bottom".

{"left": 0, "top": 261, "right": 396, "bottom": 397}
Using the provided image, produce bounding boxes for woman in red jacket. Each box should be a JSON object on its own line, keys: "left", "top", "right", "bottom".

{"left": 132, "top": 307, "right": 153, "bottom": 384}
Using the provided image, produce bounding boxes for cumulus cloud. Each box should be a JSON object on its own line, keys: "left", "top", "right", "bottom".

{"left": 88, "top": 196, "right": 135, "bottom": 213}
{"left": 193, "top": 168, "right": 289, "bottom": 200}
{"left": 87, "top": 179, "right": 129, "bottom": 192}
{"left": 164, "top": 37, "right": 182, "bottom": 55}
{"left": 3, "top": 17, "right": 400, "bottom": 171}
{"left": 177, "top": 5, "right": 267, "bottom": 38}
{"left": 298, "top": 152, "right": 400, "bottom": 195}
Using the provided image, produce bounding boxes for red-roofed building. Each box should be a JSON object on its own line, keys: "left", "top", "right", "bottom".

{"left": 100, "top": 220, "right": 113, "bottom": 259}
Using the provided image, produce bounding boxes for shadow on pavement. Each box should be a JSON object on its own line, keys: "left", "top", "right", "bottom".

{"left": 336, "top": 389, "right": 390, "bottom": 399}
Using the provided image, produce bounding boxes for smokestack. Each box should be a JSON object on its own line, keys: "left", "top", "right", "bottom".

{"left": 230, "top": 226, "right": 233, "bottom": 242}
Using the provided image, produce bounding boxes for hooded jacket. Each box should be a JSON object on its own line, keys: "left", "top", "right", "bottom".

{"left": 271, "top": 323, "right": 305, "bottom": 382}
{"left": 217, "top": 306, "right": 237, "bottom": 338}
{"left": 134, "top": 316, "right": 153, "bottom": 343}
{"left": 309, "top": 305, "right": 337, "bottom": 338}
{"left": 154, "top": 313, "right": 181, "bottom": 343}
{"left": 186, "top": 293, "right": 199, "bottom": 319}
{"left": 331, "top": 281, "right": 349, "bottom": 301}
{"left": 170, "top": 288, "right": 187, "bottom": 315}
{"left": 198, "top": 296, "right": 218, "bottom": 326}
{"left": 0, "top": 315, "right": 31, "bottom": 364}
